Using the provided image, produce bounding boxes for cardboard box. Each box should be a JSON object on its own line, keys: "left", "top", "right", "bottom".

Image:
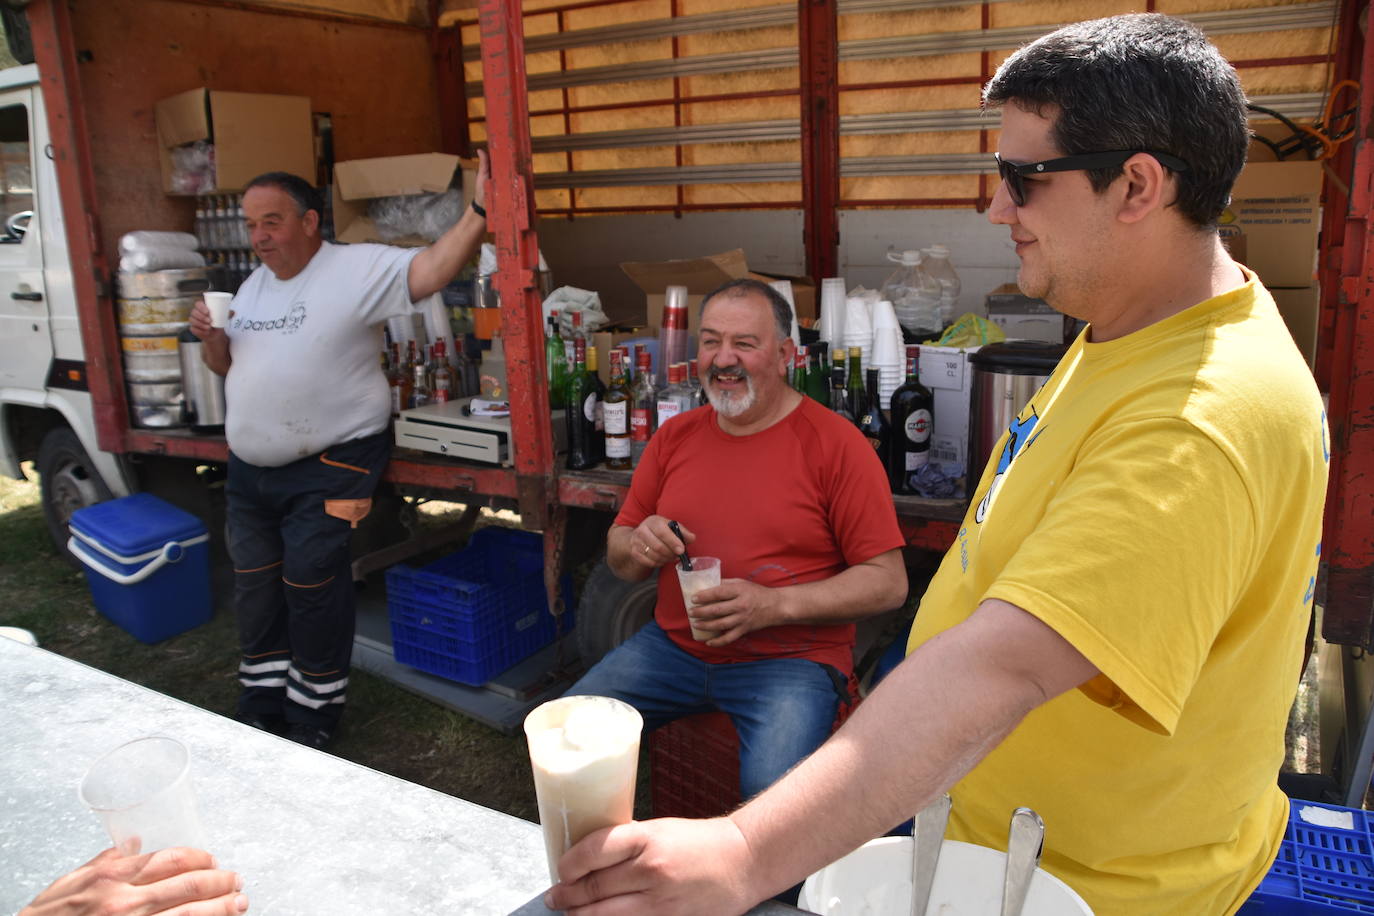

{"left": 332, "top": 153, "right": 478, "bottom": 245}
{"left": 917, "top": 344, "right": 981, "bottom": 498}
{"left": 984, "top": 283, "right": 1069, "bottom": 343}
{"left": 620, "top": 249, "right": 815, "bottom": 336}
{"left": 1224, "top": 161, "right": 1322, "bottom": 288}
{"left": 155, "top": 88, "right": 314, "bottom": 195}
{"left": 1270, "top": 286, "right": 1320, "bottom": 369}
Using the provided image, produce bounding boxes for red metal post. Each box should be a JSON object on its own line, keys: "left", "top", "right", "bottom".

{"left": 477, "top": 0, "right": 555, "bottom": 524}
{"left": 799, "top": 0, "right": 839, "bottom": 284}
{"left": 1321, "top": 0, "right": 1374, "bottom": 646}
{"left": 27, "top": 0, "right": 128, "bottom": 455}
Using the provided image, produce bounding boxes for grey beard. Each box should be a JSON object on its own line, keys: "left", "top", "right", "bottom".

{"left": 706, "top": 374, "right": 756, "bottom": 418}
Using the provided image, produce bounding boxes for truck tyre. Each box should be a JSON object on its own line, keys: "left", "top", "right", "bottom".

{"left": 37, "top": 427, "right": 113, "bottom": 568}
{"left": 575, "top": 557, "right": 657, "bottom": 669}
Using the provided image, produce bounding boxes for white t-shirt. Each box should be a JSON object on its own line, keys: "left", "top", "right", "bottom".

{"left": 224, "top": 242, "right": 420, "bottom": 467}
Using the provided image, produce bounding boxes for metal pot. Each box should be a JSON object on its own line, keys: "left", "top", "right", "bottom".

{"left": 968, "top": 341, "right": 1067, "bottom": 476}
{"left": 176, "top": 329, "right": 226, "bottom": 432}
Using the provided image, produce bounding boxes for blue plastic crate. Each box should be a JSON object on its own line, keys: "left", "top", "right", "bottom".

{"left": 1240, "top": 800, "right": 1374, "bottom": 914}
{"left": 384, "top": 527, "right": 573, "bottom": 686}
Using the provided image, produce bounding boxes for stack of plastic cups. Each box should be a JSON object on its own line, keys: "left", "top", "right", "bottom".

{"left": 818, "top": 277, "right": 847, "bottom": 349}
{"left": 870, "top": 299, "right": 904, "bottom": 405}
{"left": 768, "top": 279, "right": 801, "bottom": 347}
{"left": 844, "top": 296, "right": 873, "bottom": 370}
{"left": 658, "top": 285, "right": 690, "bottom": 387}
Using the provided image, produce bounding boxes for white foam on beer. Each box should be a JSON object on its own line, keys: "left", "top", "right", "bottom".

{"left": 530, "top": 702, "right": 636, "bottom": 774}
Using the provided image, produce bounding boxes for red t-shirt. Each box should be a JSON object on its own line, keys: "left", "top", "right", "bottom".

{"left": 615, "top": 397, "right": 905, "bottom": 674}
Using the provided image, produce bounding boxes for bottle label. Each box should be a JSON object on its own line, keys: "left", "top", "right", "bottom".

{"left": 434, "top": 388, "right": 449, "bottom": 405}
{"left": 583, "top": 391, "right": 598, "bottom": 424}
{"left": 657, "top": 401, "right": 681, "bottom": 426}
{"left": 630, "top": 408, "right": 650, "bottom": 442}
{"left": 390, "top": 386, "right": 402, "bottom": 415}
{"left": 903, "top": 409, "right": 933, "bottom": 445}
{"left": 604, "top": 401, "right": 628, "bottom": 434}
{"left": 605, "top": 435, "right": 631, "bottom": 459}
{"left": 905, "top": 451, "right": 930, "bottom": 471}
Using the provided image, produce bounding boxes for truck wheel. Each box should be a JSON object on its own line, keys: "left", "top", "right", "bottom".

{"left": 575, "top": 557, "right": 657, "bottom": 669}
{"left": 37, "top": 427, "right": 113, "bottom": 568}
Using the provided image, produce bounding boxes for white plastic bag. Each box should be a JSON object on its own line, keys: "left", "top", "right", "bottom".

{"left": 119, "top": 231, "right": 200, "bottom": 255}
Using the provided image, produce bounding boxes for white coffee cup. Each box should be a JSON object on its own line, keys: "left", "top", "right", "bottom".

{"left": 203, "top": 291, "right": 232, "bottom": 328}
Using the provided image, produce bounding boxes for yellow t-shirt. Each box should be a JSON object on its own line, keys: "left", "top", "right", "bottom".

{"left": 907, "top": 273, "right": 1328, "bottom": 914}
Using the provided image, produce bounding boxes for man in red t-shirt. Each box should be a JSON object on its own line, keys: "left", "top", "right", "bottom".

{"left": 568, "top": 278, "right": 907, "bottom": 803}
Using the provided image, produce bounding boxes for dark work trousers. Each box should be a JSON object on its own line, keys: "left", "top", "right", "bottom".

{"left": 225, "top": 432, "right": 390, "bottom": 730}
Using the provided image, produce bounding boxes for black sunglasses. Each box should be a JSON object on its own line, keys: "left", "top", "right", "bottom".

{"left": 994, "top": 150, "right": 1191, "bottom": 207}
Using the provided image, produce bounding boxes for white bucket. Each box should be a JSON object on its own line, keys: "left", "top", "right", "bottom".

{"left": 799, "top": 837, "right": 1093, "bottom": 916}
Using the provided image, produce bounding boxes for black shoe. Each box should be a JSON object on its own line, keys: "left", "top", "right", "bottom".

{"left": 236, "top": 712, "right": 285, "bottom": 735}
{"left": 286, "top": 723, "right": 334, "bottom": 750}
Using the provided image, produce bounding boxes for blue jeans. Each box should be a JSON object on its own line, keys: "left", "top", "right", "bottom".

{"left": 568, "top": 621, "right": 846, "bottom": 801}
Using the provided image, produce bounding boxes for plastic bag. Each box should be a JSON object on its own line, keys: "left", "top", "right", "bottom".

{"left": 118, "top": 246, "right": 207, "bottom": 273}
{"left": 119, "top": 231, "right": 200, "bottom": 255}
{"left": 544, "top": 286, "right": 607, "bottom": 335}
{"left": 169, "top": 141, "right": 216, "bottom": 196}
{"left": 929, "top": 313, "right": 1005, "bottom": 347}
{"left": 368, "top": 190, "right": 464, "bottom": 244}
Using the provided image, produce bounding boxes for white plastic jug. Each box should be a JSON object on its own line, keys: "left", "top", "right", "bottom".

{"left": 923, "top": 243, "right": 963, "bottom": 323}
{"left": 882, "top": 249, "right": 942, "bottom": 338}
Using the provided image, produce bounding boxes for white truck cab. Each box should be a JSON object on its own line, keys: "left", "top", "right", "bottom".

{"left": 0, "top": 63, "right": 133, "bottom": 556}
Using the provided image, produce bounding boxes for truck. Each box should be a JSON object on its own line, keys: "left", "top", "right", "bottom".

{"left": 1, "top": 0, "right": 1371, "bottom": 800}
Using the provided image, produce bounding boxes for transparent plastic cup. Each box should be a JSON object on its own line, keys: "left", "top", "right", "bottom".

{"left": 79, "top": 736, "right": 205, "bottom": 855}
{"left": 524, "top": 696, "right": 643, "bottom": 883}
{"left": 676, "top": 556, "right": 722, "bottom": 641}
{"left": 203, "top": 291, "right": 232, "bottom": 328}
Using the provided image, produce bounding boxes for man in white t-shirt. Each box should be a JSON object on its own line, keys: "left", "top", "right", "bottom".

{"left": 188, "top": 154, "right": 488, "bottom": 749}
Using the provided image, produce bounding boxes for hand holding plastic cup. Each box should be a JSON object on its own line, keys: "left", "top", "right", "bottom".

{"left": 79, "top": 736, "right": 205, "bottom": 855}
{"left": 676, "top": 556, "right": 722, "bottom": 641}
{"left": 524, "top": 696, "right": 643, "bottom": 883}
{"left": 203, "top": 291, "right": 232, "bottom": 329}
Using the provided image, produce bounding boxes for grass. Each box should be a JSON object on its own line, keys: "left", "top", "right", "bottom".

{"left": 0, "top": 466, "right": 541, "bottom": 822}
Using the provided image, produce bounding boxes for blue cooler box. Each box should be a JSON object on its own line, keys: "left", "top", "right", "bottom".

{"left": 67, "top": 493, "right": 212, "bottom": 644}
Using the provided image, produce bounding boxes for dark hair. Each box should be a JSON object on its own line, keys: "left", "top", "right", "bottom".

{"left": 983, "top": 13, "right": 1249, "bottom": 228}
{"left": 700, "top": 278, "right": 794, "bottom": 341}
{"left": 243, "top": 172, "right": 325, "bottom": 223}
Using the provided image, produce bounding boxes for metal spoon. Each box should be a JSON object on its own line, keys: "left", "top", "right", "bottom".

{"left": 667, "top": 520, "right": 692, "bottom": 572}
{"left": 909, "top": 793, "right": 952, "bottom": 916}
{"left": 1000, "top": 807, "right": 1045, "bottom": 916}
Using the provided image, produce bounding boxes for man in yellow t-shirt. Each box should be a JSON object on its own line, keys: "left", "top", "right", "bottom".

{"left": 544, "top": 14, "right": 1329, "bottom": 916}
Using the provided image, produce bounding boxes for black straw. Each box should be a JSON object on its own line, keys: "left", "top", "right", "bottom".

{"left": 667, "top": 520, "right": 692, "bottom": 572}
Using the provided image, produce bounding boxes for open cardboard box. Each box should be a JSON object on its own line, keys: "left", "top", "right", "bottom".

{"left": 332, "top": 153, "right": 478, "bottom": 246}
{"left": 155, "top": 88, "right": 314, "bottom": 195}
{"left": 620, "top": 249, "right": 815, "bottom": 335}
{"left": 1223, "top": 160, "right": 1322, "bottom": 289}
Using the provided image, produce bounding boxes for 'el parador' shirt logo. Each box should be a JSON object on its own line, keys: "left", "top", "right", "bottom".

{"left": 233, "top": 302, "right": 307, "bottom": 335}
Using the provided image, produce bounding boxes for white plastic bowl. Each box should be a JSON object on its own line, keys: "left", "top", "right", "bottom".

{"left": 799, "top": 837, "right": 1093, "bottom": 916}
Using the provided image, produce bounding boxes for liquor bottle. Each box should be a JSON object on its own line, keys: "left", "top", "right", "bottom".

{"left": 405, "top": 339, "right": 420, "bottom": 377}
{"left": 586, "top": 345, "right": 607, "bottom": 463}
{"left": 545, "top": 313, "right": 567, "bottom": 409}
{"left": 656, "top": 362, "right": 694, "bottom": 429}
{"left": 193, "top": 198, "right": 208, "bottom": 250}
{"left": 658, "top": 285, "right": 689, "bottom": 386}
{"left": 792, "top": 346, "right": 808, "bottom": 392}
{"left": 830, "top": 357, "right": 853, "bottom": 422}
{"left": 603, "top": 348, "right": 632, "bottom": 470}
{"left": 805, "top": 341, "right": 830, "bottom": 406}
{"left": 565, "top": 338, "right": 597, "bottom": 470}
{"left": 858, "top": 367, "right": 891, "bottom": 466}
{"left": 432, "top": 339, "right": 454, "bottom": 405}
{"left": 687, "top": 358, "right": 705, "bottom": 406}
{"left": 846, "top": 346, "right": 867, "bottom": 421}
{"left": 888, "top": 345, "right": 935, "bottom": 492}
{"left": 630, "top": 349, "right": 657, "bottom": 466}
{"left": 408, "top": 363, "right": 431, "bottom": 409}
{"left": 388, "top": 342, "right": 410, "bottom": 416}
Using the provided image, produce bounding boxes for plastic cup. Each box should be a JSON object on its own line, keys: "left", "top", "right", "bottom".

{"left": 79, "top": 736, "right": 205, "bottom": 855}
{"left": 676, "top": 556, "right": 722, "bottom": 641}
{"left": 203, "top": 291, "right": 232, "bottom": 328}
{"left": 524, "top": 696, "right": 643, "bottom": 883}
